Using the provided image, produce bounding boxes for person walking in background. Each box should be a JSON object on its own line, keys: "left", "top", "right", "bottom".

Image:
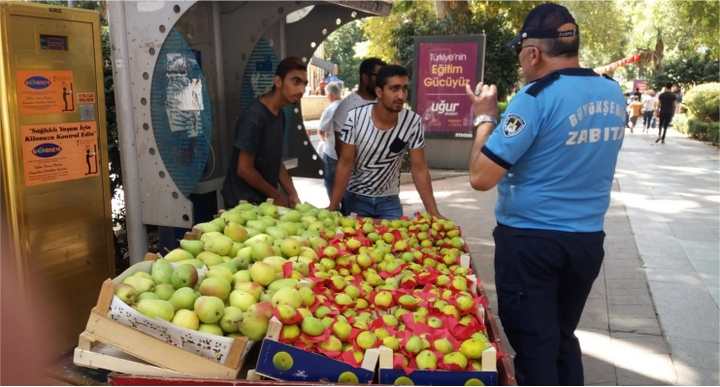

{"left": 628, "top": 95, "right": 643, "bottom": 133}
{"left": 657, "top": 83, "right": 677, "bottom": 144}
{"left": 317, "top": 81, "right": 343, "bottom": 197}
{"left": 672, "top": 84, "right": 683, "bottom": 114}
{"left": 641, "top": 89, "right": 656, "bottom": 133}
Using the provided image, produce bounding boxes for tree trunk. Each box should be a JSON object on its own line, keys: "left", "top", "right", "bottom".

{"left": 434, "top": 0, "right": 470, "bottom": 20}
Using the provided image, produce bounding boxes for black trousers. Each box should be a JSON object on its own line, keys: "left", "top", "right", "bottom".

{"left": 658, "top": 114, "right": 673, "bottom": 141}
{"left": 493, "top": 224, "right": 605, "bottom": 386}
{"left": 642, "top": 111, "right": 654, "bottom": 128}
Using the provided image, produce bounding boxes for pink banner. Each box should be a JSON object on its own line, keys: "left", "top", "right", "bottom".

{"left": 416, "top": 41, "right": 478, "bottom": 137}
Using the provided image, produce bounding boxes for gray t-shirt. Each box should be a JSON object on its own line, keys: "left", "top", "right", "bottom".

{"left": 222, "top": 99, "right": 284, "bottom": 206}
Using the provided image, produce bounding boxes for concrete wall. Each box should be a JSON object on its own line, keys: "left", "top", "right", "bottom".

{"left": 425, "top": 138, "right": 472, "bottom": 170}
{"left": 301, "top": 95, "right": 330, "bottom": 120}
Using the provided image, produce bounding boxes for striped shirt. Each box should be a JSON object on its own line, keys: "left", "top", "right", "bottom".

{"left": 340, "top": 104, "right": 425, "bottom": 196}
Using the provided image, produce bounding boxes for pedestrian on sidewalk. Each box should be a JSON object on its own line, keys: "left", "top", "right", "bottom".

{"left": 465, "top": 3, "right": 624, "bottom": 385}
{"left": 328, "top": 65, "right": 442, "bottom": 219}
{"left": 641, "top": 89, "right": 656, "bottom": 133}
{"left": 317, "top": 81, "right": 343, "bottom": 197}
{"left": 657, "top": 83, "right": 677, "bottom": 144}
{"left": 628, "top": 95, "right": 643, "bottom": 133}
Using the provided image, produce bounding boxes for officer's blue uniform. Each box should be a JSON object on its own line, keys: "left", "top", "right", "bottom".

{"left": 484, "top": 68, "right": 625, "bottom": 385}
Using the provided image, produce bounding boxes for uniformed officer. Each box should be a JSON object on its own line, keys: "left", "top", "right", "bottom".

{"left": 465, "top": 3, "right": 625, "bottom": 385}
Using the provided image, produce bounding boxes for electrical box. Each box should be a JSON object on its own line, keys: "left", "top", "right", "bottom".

{"left": 0, "top": 3, "right": 114, "bottom": 355}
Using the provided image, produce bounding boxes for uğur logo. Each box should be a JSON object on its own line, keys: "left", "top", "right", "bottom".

{"left": 32, "top": 143, "right": 62, "bottom": 158}
{"left": 24, "top": 76, "right": 51, "bottom": 89}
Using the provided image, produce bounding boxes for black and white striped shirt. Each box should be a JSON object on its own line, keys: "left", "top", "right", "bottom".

{"left": 340, "top": 104, "right": 425, "bottom": 196}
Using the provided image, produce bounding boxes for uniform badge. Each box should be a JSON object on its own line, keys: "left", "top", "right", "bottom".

{"left": 503, "top": 114, "right": 525, "bottom": 137}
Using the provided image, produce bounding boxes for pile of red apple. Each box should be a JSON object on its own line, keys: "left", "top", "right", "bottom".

{"left": 272, "top": 212, "right": 493, "bottom": 373}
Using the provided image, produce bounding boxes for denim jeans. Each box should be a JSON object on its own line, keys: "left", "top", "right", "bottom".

{"left": 322, "top": 154, "right": 337, "bottom": 198}
{"left": 341, "top": 191, "right": 402, "bottom": 219}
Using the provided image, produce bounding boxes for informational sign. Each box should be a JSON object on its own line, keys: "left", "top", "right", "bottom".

{"left": 413, "top": 36, "right": 485, "bottom": 139}
{"left": 16, "top": 70, "right": 76, "bottom": 114}
{"left": 21, "top": 121, "right": 99, "bottom": 186}
{"left": 633, "top": 79, "right": 648, "bottom": 93}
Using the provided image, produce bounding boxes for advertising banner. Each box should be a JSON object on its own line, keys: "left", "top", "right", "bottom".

{"left": 16, "top": 70, "right": 76, "bottom": 114}
{"left": 21, "top": 121, "right": 99, "bottom": 186}
{"left": 414, "top": 36, "right": 485, "bottom": 138}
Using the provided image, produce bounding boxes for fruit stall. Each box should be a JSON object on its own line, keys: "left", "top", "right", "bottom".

{"left": 72, "top": 200, "right": 515, "bottom": 385}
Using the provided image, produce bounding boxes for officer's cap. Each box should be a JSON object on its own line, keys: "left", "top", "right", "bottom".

{"left": 507, "top": 3, "right": 578, "bottom": 51}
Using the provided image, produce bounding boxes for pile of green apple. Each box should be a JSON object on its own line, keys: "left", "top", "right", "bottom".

{"left": 113, "top": 200, "right": 493, "bottom": 372}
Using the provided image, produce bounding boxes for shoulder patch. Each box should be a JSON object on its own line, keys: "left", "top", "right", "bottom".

{"left": 503, "top": 114, "right": 526, "bottom": 137}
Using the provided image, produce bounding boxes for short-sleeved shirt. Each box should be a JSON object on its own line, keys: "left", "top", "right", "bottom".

{"left": 319, "top": 100, "right": 341, "bottom": 159}
{"left": 641, "top": 94, "right": 655, "bottom": 111}
{"left": 629, "top": 101, "right": 643, "bottom": 117}
{"left": 482, "top": 68, "right": 625, "bottom": 232}
{"left": 222, "top": 99, "right": 284, "bottom": 206}
{"left": 340, "top": 104, "right": 424, "bottom": 197}
{"left": 332, "top": 92, "right": 375, "bottom": 134}
{"left": 658, "top": 91, "right": 676, "bottom": 116}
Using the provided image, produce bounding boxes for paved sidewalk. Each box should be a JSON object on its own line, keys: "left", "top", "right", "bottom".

{"left": 613, "top": 128, "right": 719, "bottom": 385}
{"left": 293, "top": 127, "right": 718, "bottom": 385}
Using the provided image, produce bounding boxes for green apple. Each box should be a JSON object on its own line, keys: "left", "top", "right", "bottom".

{"left": 172, "top": 309, "right": 200, "bottom": 330}
{"left": 198, "top": 277, "right": 231, "bottom": 301}
{"left": 169, "top": 287, "right": 198, "bottom": 310}
{"left": 219, "top": 306, "right": 244, "bottom": 333}
{"left": 194, "top": 296, "right": 225, "bottom": 324}
{"left": 198, "top": 323, "right": 224, "bottom": 336}
{"left": 416, "top": 350, "right": 437, "bottom": 370}
{"left": 136, "top": 299, "right": 174, "bottom": 321}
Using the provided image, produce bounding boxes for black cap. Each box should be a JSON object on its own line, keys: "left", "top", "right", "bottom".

{"left": 507, "top": 3, "right": 578, "bottom": 50}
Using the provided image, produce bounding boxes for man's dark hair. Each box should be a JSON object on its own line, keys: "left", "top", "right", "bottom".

{"left": 665, "top": 83, "right": 673, "bottom": 89}
{"left": 359, "top": 57, "right": 386, "bottom": 77}
{"left": 275, "top": 56, "right": 307, "bottom": 79}
{"left": 376, "top": 65, "right": 409, "bottom": 88}
{"left": 538, "top": 31, "right": 579, "bottom": 57}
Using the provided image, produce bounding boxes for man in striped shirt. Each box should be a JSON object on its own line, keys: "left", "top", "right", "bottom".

{"left": 327, "top": 65, "right": 442, "bottom": 219}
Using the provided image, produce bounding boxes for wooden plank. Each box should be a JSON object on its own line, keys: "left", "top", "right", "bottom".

{"left": 84, "top": 311, "right": 239, "bottom": 379}
{"left": 93, "top": 279, "right": 114, "bottom": 315}
{"left": 73, "top": 347, "right": 189, "bottom": 378}
{"left": 77, "top": 331, "right": 95, "bottom": 350}
{"left": 224, "top": 336, "right": 249, "bottom": 370}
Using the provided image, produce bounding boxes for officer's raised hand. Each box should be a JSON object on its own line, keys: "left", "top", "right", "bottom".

{"left": 465, "top": 82, "right": 498, "bottom": 120}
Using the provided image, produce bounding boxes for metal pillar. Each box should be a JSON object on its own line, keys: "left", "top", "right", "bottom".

{"left": 108, "top": 1, "right": 148, "bottom": 263}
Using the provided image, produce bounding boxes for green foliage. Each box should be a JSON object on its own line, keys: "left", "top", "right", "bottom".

{"left": 684, "top": 83, "right": 720, "bottom": 122}
{"left": 324, "top": 20, "right": 366, "bottom": 90}
{"left": 674, "top": 83, "right": 720, "bottom": 144}
{"left": 561, "top": 1, "right": 628, "bottom": 68}
{"left": 651, "top": 57, "right": 720, "bottom": 94}
{"left": 687, "top": 118, "right": 720, "bottom": 144}
{"left": 363, "top": 0, "right": 519, "bottom": 99}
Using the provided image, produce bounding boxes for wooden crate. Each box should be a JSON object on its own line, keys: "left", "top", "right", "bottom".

{"left": 73, "top": 277, "right": 249, "bottom": 379}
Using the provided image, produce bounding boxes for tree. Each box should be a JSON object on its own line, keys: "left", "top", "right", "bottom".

{"left": 363, "top": 0, "right": 519, "bottom": 99}
{"left": 560, "top": 1, "right": 629, "bottom": 68}
{"left": 323, "top": 20, "right": 366, "bottom": 90}
{"left": 650, "top": 54, "right": 720, "bottom": 90}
